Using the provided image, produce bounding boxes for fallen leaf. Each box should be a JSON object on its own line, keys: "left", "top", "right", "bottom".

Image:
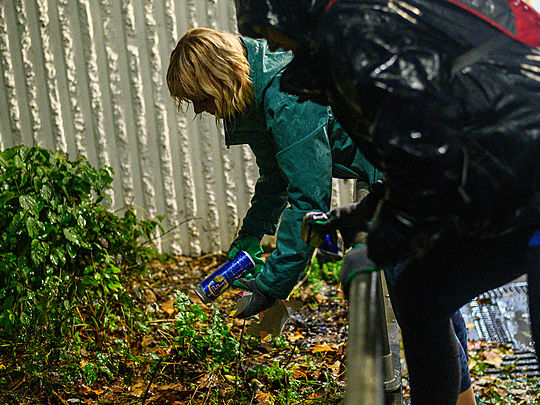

{"left": 144, "top": 289, "right": 157, "bottom": 304}
{"left": 256, "top": 392, "right": 275, "bottom": 404}
{"left": 482, "top": 350, "right": 504, "bottom": 368}
{"left": 199, "top": 373, "right": 217, "bottom": 389}
{"left": 292, "top": 368, "right": 307, "bottom": 379}
{"left": 160, "top": 299, "right": 176, "bottom": 315}
{"left": 312, "top": 343, "right": 334, "bottom": 353}
{"left": 287, "top": 331, "right": 304, "bottom": 342}
{"left": 315, "top": 293, "right": 327, "bottom": 303}
{"left": 308, "top": 390, "right": 324, "bottom": 399}
{"left": 330, "top": 360, "right": 341, "bottom": 376}
{"left": 155, "top": 383, "right": 185, "bottom": 391}
{"left": 130, "top": 382, "right": 146, "bottom": 397}
{"left": 83, "top": 386, "right": 105, "bottom": 396}
{"left": 141, "top": 336, "right": 153, "bottom": 347}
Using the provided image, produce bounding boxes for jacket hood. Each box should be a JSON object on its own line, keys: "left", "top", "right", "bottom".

{"left": 235, "top": 0, "right": 331, "bottom": 43}
{"left": 224, "top": 37, "right": 293, "bottom": 145}
{"left": 240, "top": 37, "right": 293, "bottom": 106}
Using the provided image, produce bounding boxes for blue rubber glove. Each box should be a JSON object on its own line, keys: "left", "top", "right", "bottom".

{"left": 228, "top": 234, "right": 265, "bottom": 288}
{"left": 232, "top": 279, "right": 277, "bottom": 319}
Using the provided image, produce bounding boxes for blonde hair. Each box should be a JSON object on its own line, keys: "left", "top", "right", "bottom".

{"left": 167, "top": 27, "right": 254, "bottom": 119}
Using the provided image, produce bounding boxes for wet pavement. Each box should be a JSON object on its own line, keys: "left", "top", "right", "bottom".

{"left": 461, "top": 276, "right": 539, "bottom": 376}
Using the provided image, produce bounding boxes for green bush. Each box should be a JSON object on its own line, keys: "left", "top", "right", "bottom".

{"left": 308, "top": 257, "right": 342, "bottom": 285}
{"left": 0, "top": 145, "right": 161, "bottom": 341}
{"left": 174, "top": 291, "right": 240, "bottom": 367}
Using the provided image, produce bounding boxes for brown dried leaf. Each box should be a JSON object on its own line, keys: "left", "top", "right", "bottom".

{"left": 292, "top": 368, "right": 307, "bottom": 379}
{"left": 482, "top": 350, "right": 504, "bottom": 368}
{"left": 256, "top": 392, "right": 275, "bottom": 404}
{"left": 160, "top": 299, "right": 177, "bottom": 315}
{"left": 141, "top": 336, "right": 153, "bottom": 347}
{"left": 314, "top": 293, "right": 327, "bottom": 303}
{"left": 130, "top": 382, "right": 146, "bottom": 397}
{"left": 287, "top": 331, "right": 304, "bottom": 342}
{"left": 312, "top": 343, "right": 334, "bottom": 353}
{"left": 144, "top": 289, "right": 157, "bottom": 304}
{"left": 330, "top": 360, "right": 341, "bottom": 376}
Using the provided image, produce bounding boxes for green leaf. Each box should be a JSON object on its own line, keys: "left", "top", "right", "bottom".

{"left": 50, "top": 247, "right": 66, "bottom": 266}
{"left": 26, "top": 217, "right": 41, "bottom": 239}
{"left": 82, "top": 363, "right": 98, "bottom": 385}
{"left": 19, "top": 195, "right": 39, "bottom": 216}
{"left": 31, "top": 240, "right": 47, "bottom": 266}
{"left": 77, "top": 215, "right": 86, "bottom": 228}
{"left": 0, "top": 191, "right": 17, "bottom": 206}
{"left": 13, "top": 154, "right": 24, "bottom": 169}
{"left": 8, "top": 211, "right": 25, "bottom": 233}
{"left": 40, "top": 184, "right": 53, "bottom": 201}
{"left": 0, "top": 153, "right": 9, "bottom": 168}
{"left": 63, "top": 228, "right": 81, "bottom": 246}
{"left": 66, "top": 243, "right": 77, "bottom": 259}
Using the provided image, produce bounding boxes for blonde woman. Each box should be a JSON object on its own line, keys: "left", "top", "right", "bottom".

{"left": 167, "top": 27, "right": 379, "bottom": 317}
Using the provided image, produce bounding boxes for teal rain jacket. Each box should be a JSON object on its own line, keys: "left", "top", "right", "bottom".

{"left": 224, "top": 38, "right": 381, "bottom": 299}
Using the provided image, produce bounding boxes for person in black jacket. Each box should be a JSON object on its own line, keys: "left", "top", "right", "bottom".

{"left": 234, "top": 0, "right": 540, "bottom": 403}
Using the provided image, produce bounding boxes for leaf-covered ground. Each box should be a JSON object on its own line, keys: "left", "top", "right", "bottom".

{"left": 1, "top": 253, "right": 539, "bottom": 404}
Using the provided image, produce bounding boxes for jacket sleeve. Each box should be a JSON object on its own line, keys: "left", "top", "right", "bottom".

{"left": 327, "top": 112, "right": 383, "bottom": 183}
{"left": 256, "top": 89, "right": 334, "bottom": 299}
{"left": 239, "top": 143, "right": 289, "bottom": 239}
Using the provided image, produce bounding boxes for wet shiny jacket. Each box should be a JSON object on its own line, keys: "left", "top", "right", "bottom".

{"left": 242, "top": 0, "right": 540, "bottom": 243}
{"left": 224, "top": 37, "right": 380, "bottom": 299}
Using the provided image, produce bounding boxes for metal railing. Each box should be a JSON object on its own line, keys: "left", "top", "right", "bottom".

{"left": 342, "top": 245, "right": 402, "bottom": 405}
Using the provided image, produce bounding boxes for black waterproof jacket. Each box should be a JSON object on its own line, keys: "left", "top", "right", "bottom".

{"left": 239, "top": 0, "right": 540, "bottom": 243}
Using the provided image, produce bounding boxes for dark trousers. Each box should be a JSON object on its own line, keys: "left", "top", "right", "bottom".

{"left": 384, "top": 266, "right": 472, "bottom": 393}
{"left": 392, "top": 226, "right": 540, "bottom": 405}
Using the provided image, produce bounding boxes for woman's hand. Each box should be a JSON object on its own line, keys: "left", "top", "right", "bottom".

{"left": 228, "top": 234, "right": 265, "bottom": 286}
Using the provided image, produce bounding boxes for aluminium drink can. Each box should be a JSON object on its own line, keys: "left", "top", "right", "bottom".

{"left": 317, "top": 232, "right": 343, "bottom": 261}
{"left": 529, "top": 230, "right": 540, "bottom": 246}
{"left": 194, "top": 250, "right": 255, "bottom": 303}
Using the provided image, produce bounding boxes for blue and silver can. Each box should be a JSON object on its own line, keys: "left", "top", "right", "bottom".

{"left": 529, "top": 230, "right": 540, "bottom": 247}
{"left": 194, "top": 251, "right": 255, "bottom": 303}
{"left": 318, "top": 232, "right": 343, "bottom": 262}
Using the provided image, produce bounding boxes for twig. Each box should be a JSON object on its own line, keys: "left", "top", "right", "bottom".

{"left": 51, "top": 390, "right": 69, "bottom": 405}
{"left": 234, "top": 320, "right": 247, "bottom": 396}
{"left": 202, "top": 377, "right": 214, "bottom": 405}
{"left": 188, "top": 377, "right": 202, "bottom": 404}
{"left": 189, "top": 370, "right": 213, "bottom": 405}
{"left": 141, "top": 356, "right": 164, "bottom": 405}
{"left": 282, "top": 339, "right": 301, "bottom": 369}
{"left": 142, "top": 217, "right": 206, "bottom": 246}
{"left": 146, "top": 319, "right": 176, "bottom": 324}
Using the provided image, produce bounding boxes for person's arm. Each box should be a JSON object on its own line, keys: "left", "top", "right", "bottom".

{"left": 228, "top": 153, "right": 288, "bottom": 287}
{"left": 238, "top": 148, "right": 289, "bottom": 240}
{"left": 254, "top": 89, "right": 334, "bottom": 299}
{"left": 327, "top": 110, "right": 382, "bottom": 184}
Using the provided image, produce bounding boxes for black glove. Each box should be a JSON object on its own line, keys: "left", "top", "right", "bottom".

{"left": 339, "top": 244, "right": 378, "bottom": 300}
{"left": 232, "top": 279, "right": 277, "bottom": 319}
{"left": 302, "top": 181, "right": 385, "bottom": 249}
{"left": 366, "top": 203, "right": 417, "bottom": 267}
{"left": 329, "top": 181, "right": 385, "bottom": 234}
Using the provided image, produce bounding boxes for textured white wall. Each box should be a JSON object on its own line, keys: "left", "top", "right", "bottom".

{"left": 0, "top": 0, "right": 355, "bottom": 256}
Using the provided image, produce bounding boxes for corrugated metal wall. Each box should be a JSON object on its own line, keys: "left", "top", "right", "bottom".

{"left": 0, "top": 0, "right": 355, "bottom": 256}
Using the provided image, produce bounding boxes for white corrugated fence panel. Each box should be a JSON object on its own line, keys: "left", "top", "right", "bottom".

{"left": 0, "top": 0, "right": 355, "bottom": 255}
